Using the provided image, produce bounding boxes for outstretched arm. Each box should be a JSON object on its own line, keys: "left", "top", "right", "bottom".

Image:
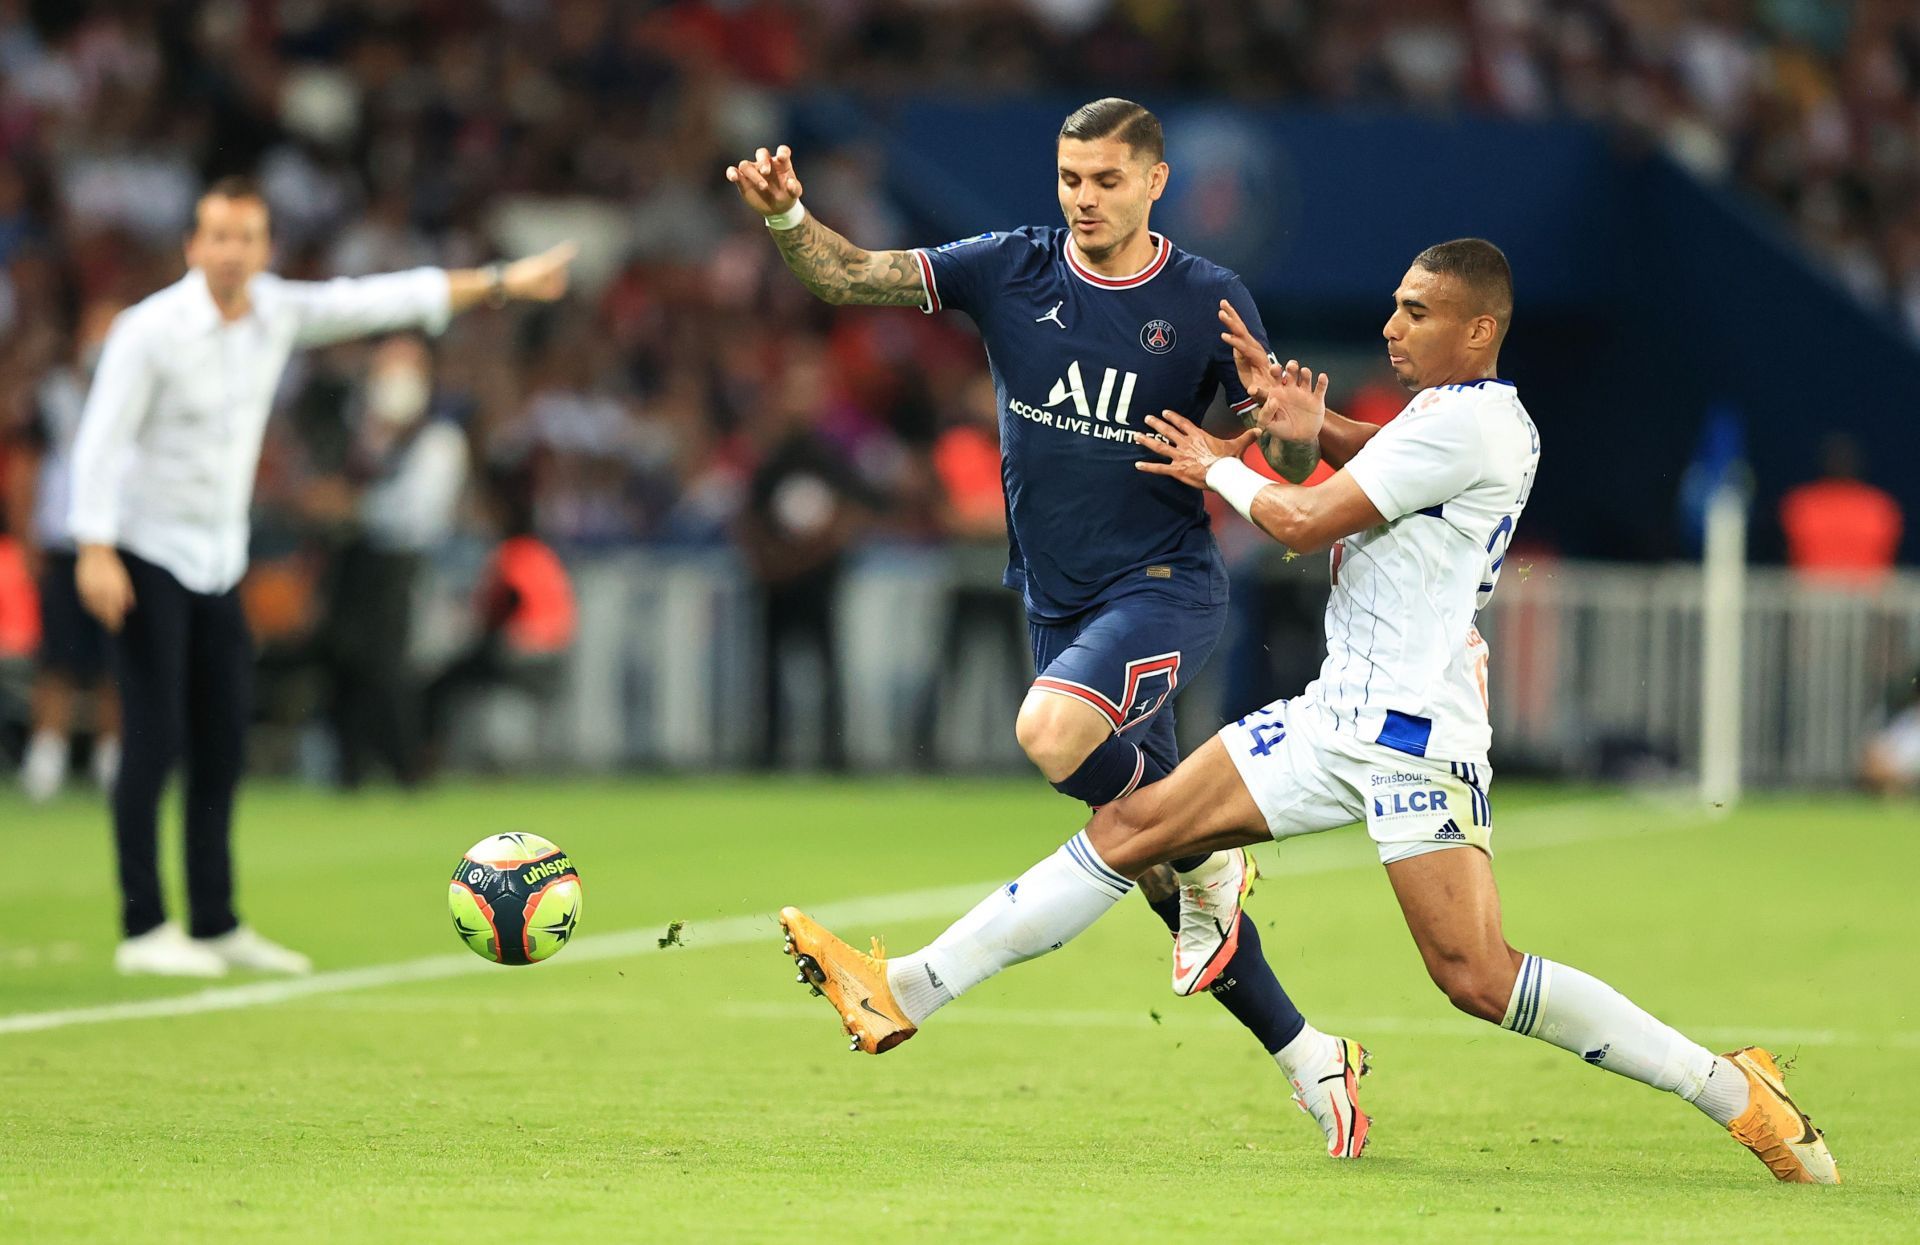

{"left": 290, "top": 244, "right": 576, "bottom": 348}
{"left": 1218, "top": 301, "right": 1386, "bottom": 473}
{"left": 445, "top": 243, "right": 577, "bottom": 314}
{"left": 726, "top": 145, "right": 927, "bottom": 308}
{"left": 1217, "top": 301, "right": 1319, "bottom": 482}
{"left": 1134, "top": 410, "right": 1385, "bottom": 554}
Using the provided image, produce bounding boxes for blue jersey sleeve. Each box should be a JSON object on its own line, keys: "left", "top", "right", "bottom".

{"left": 1213, "top": 276, "right": 1271, "bottom": 423}
{"left": 914, "top": 231, "right": 1013, "bottom": 318}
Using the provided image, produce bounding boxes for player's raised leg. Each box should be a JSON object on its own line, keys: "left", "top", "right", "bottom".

{"left": 1018, "top": 601, "right": 1289, "bottom": 999}
{"left": 781, "top": 733, "right": 1372, "bottom": 1156}
{"left": 781, "top": 734, "right": 1261, "bottom": 1056}
{"left": 1020, "top": 613, "right": 1367, "bottom": 1154}
{"left": 1385, "top": 845, "right": 1838, "bottom": 1184}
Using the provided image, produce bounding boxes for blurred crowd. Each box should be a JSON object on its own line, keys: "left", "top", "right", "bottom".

{"left": 3, "top": 1, "right": 1920, "bottom": 563}
{"left": 1, "top": 1, "right": 1919, "bottom": 781}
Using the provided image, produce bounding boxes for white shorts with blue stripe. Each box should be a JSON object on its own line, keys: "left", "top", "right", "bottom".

{"left": 1220, "top": 698, "right": 1493, "bottom": 864}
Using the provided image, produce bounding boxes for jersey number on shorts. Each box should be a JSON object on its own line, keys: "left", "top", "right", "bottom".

{"left": 1246, "top": 721, "right": 1288, "bottom": 757}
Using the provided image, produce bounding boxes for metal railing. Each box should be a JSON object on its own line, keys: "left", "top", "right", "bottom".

{"left": 423, "top": 548, "right": 1920, "bottom": 787}
{"left": 1479, "top": 561, "right": 1920, "bottom": 786}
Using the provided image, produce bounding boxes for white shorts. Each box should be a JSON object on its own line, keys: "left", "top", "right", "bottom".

{"left": 1220, "top": 698, "right": 1494, "bottom": 864}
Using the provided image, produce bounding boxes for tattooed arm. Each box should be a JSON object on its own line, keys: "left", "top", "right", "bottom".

{"left": 767, "top": 213, "right": 927, "bottom": 307}
{"left": 726, "top": 144, "right": 928, "bottom": 308}
{"left": 1243, "top": 414, "right": 1323, "bottom": 483}
{"left": 1218, "top": 300, "right": 1324, "bottom": 483}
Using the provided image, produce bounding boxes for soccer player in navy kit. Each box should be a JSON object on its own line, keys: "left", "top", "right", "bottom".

{"left": 730, "top": 99, "right": 1370, "bottom": 1156}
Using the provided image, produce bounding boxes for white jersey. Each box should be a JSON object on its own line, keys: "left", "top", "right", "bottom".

{"left": 1300, "top": 378, "right": 1539, "bottom": 764}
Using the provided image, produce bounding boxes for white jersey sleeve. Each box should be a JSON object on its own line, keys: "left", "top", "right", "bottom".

{"left": 1343, "top": 393, "right": 1484, "bottom": 523}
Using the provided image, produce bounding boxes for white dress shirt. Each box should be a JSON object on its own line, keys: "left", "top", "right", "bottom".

{"left": 68, "top": 266, "right": 452, "bottom": 593}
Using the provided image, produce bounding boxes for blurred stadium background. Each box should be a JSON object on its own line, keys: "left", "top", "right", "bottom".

{"left": 4, "top": 5, "right": 1920, "bottom": 1240}
{"left": 1, "top": 0, "right": 1918, "bottom": 793}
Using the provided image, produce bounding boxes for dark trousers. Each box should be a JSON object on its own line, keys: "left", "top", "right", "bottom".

{"left": 421, "top": 636, "right": 562, "bottom": 753}
{"left": 759, "top": 573, "right": 845, "bottom": 771}
{"left": 913, "top": 585, "right": 1028, "bottom": 766}
{"left": 323, "top": 542, "right": 421, "bottom": 787}
{"left": 109, "top": 552, "right": 251, "bottom": 939}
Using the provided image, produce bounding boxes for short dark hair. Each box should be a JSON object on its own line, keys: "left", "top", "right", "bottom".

{"left": 1412, "top": 238, "right": 1513, "bottom": 333}
{"left": 1058, "top": 98, "right": 1164, "bottom": 164}
{"left": 193, "top": 175, "right": 269, "bottom": 233}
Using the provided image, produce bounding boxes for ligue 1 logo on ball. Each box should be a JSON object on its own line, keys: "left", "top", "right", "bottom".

{"left": 1139, "top": 319, "right": 1176, "bottom": 354}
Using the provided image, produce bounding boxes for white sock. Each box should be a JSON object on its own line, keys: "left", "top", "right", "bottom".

{"left": 1691, "top": 1055, "right": 1752, "bottom": 1128}
{"left": 1504, "top": 954, "right": 1749, "bottom": 1126}
{"left": 20, "top": 730, "right": 68, "bottom": 802}
{"left": 886, "top": 831, "right": 1133, "bottom": 1025}
{"left": 1272, "top": 1020, "right": 1338, "bottom": 1081}
{"left": 91, "top": 735, "right": 121, "bottom": 790}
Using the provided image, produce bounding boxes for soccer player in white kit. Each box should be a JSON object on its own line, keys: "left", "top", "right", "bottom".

{"left": 779, "top": 239, "right": 1839, "bottom": 1184}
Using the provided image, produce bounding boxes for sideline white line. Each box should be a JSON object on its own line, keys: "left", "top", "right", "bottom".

{"left": 0, "top": 794, "right": 1688, "bottom": 1039}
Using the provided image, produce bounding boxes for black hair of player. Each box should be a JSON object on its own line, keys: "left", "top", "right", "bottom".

{"left": 192, "top": 174, "right": 269, "bottom": 234}
{"left": 1058, "top": 98, "right": 1164, "bottom": 165}
{"left": 1412, "top": 238, "right": 1513, "bottom": 331}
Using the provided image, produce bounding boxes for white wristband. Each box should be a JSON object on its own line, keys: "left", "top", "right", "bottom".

{"left": 764, "top": 201, "right": 808, "bottom": 231}
{"left": 1205, "top": 457, "right": 1269, "bottom": 524}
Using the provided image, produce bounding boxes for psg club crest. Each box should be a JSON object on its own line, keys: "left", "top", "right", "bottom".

{"left": 1139, "top": 319, "right": 1176, "bottom": 354}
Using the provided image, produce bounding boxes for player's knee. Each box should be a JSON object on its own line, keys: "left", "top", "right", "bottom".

{"left": 1014, "top": 693, "right": 1101, "bottom": 781}
{"left": 1426, "top": 951, "right": 1513, "bottom": 1024}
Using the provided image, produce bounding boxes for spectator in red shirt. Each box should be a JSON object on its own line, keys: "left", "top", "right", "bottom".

{"left": 1779, "top": 435, "right": 1904, "bottom": 585}
{"left": 419, "top": 473, "right": 577, "bottom": 778}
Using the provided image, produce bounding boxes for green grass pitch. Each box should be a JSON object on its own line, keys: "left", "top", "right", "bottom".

{"left": 1, "top": 778, "right": 1915, "bottom": 1242}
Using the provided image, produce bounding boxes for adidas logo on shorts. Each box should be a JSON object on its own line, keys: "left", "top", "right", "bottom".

{"left": 1434, "top": 819, "right": 1466, "bottom": 842}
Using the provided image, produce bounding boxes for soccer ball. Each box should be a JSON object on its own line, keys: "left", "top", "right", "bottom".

{"left": 448, "top": 833, "right": 583, "bottom": 965}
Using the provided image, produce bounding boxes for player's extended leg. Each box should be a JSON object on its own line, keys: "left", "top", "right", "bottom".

{"left": 1386, "top": 846, "right": 1838, "bottom": 1183}
{"left": 780, "top": 735, "right": 1262, "bottom": 1051}
{"left": 780, "top": 735, "right": 1373, "bottom": 1156}
{"left": 1015, "top": 610, "right": 1285, "bottom": 999}
{"left": 1017, "top": 664, "right": 1364, "bottom": 1135}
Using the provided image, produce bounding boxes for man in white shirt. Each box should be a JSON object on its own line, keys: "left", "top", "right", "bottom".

{"left": 69, "top": 176, "right": 574, "bottom": 978}
{"left": 777, "top": 240, "right": 1840, "bottom": 1186}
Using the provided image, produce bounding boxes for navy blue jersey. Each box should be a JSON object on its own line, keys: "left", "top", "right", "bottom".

{"left": 914, "top": 226, "right": 1267, "bottom": 621}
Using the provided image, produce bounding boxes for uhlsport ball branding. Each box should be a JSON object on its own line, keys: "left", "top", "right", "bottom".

{"left": 448, "top": 832, "right": 583, "bottom": 965}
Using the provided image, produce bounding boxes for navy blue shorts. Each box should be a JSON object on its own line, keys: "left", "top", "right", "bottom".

{"left": 1029, "top": 587, "right": 1228, "bottom": 776}
{"left": 36, "top": 551, "right": 109, "bottom": 681}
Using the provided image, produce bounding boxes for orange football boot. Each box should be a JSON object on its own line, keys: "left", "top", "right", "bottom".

{"left": 1724, "top": 1046, "right": 1839, "bottom": 1184}
{"left": 779, "top": 906, "right": 917, "bottom": 1054}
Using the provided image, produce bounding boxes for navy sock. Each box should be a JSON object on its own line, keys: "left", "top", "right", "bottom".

{"left": 1101, "top": 742, "right": 1308, "bottom": 1052}
{"left": 1206, "top": 913, "right": 1307, "bottom": 1053}
{"left": 1050, "top": 733, "right": 1147, "bottom": 805}
{"left": 1143, "top": 896, "right": 1305, "bottom": 1053}
{"left": 1168, "top": 851, "right": 1210, "bottom": 871}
